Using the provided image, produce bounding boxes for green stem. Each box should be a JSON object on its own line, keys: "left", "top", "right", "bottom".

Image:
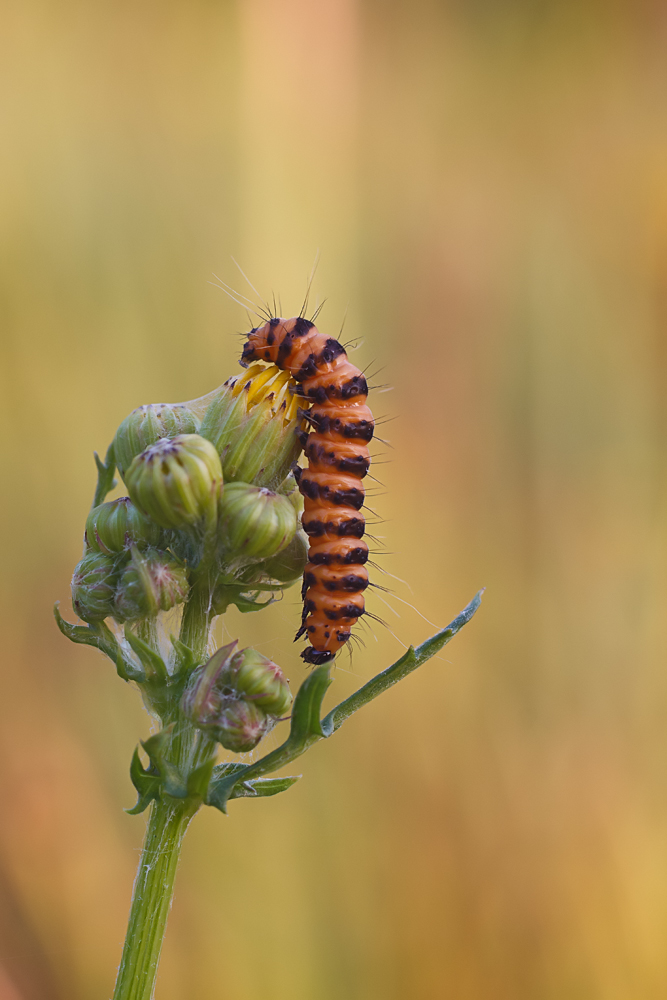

{"left": 179, "top": 582, "right": 213, "bottom": 662}
{"left": 112, "top": 797, "right": 197, "bottom": 1000}
{"left": 114, "top": 581, "right": 218, "bottom": 999}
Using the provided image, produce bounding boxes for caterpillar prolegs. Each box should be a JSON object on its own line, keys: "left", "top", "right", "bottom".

{"left": 240, "top": 317, "right": 374, "bottom": 664}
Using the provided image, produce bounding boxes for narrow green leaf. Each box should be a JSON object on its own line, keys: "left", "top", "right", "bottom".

{"left": 125, "top": 628, "right": 168, "bottom": 683}
{"left": 54, "top": 604, "right": 127, "bottom": 668}
{"left": 321, "top": 590, "right": 484, "bottom": 735}
{"left": 141, "top": 725, "right": 173, "bottom": 758}
{"left": 92, "top": 441, "right": 117, "bottom": 509}
{"left": 204, "top": 594, "right": 483, "bottom": 812}
{"left": 170, "top": 637, "right": 201, "bottom": 679}
{"left": 186, "top": 756, "right": 216, "bottom": 800}
{"left": 140, "top": 725, "right": 187, "bottom": 798}
{"left": 127, "top": 747, "right": 161, "bottom": 814}
{"left": 228, "top": 775, "right": 301, "bottom": 800}
{"left": 288, "top": 664, "right": 332, "bottom": 743}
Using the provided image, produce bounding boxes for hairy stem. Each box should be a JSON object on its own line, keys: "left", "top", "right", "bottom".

{"left": 179, "top": 581, "right": 214, "bottom": 663}
{"left": 112, "top": 797, "right": 197, "bottom": 1000}
{"left": 114, "top": 593, "right": 217, "bottom": 999}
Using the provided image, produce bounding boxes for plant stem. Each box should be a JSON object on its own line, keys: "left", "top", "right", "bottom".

{"left": 114, "top": 589, "right": 217, "bottom": 999}
{"left": 179, "top": 581, "right": 213, "bottom": 662}
{"left": 112, "top": 797, "right": 197, "bottom": 1000}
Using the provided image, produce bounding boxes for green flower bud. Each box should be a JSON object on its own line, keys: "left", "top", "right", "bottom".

{"left": 211, "top": 699, "right": 270, "bottom": 753}
{"left": 200, "top": 364, "right": 305, "bottom": 488}
{"left": 181, "top": 642, "right": 272, "bottom": 752}
{"left": 125, "top": 434, "right": 222, "bottom": 530}
{"left": 71, "top": 552, "right": 119, "bottom": 622}
{"left": 219, "top": 482, "right": 297, "bottom": 561}
{"left": 261, "top": 528, "right": 309, "bottom": 584}
{"left": 85, "top": 497, "right": 161, "bottom": 554}
{"left": 230, "top": 647, "right": 292, "bottom": 716}
{"left": 113, "top": 548, "right": 189, "bottom": 622}
{"left": 181, "top": 641, "right": 238, "bottom": 726}
{"left": 114, "top": 403, "right": 199, "bottom": 479}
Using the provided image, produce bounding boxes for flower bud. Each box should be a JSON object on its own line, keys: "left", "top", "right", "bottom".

{"left": 114, "top": 403, "right": 199, "bottom": 480}
{"left": 219, "top": 482, "right": 297, "bottom": 561}
{"left": 230, "top": 647, "right": 292, "bottom": 716}
{"left": 113, "top": 548, "right": 189, "bottom": 622}
{"left": 200, "top": 364, "right": 305, "bottom": 488}
{"left": 211, "top": 699, "right": 270, "bottom": 753}
{"left": 125, "top": 434, "right": 222, "bottom": 530}
{"left": 71, "top": 552, "right": 119, "bottom": 622}
{"left": 85, "top": 497, "right": 161, "bottom": 554}
{"left": 261, "top": 528, "right": 309, "bottom": 583}
{"left": 181, "top": 641, "right": 238, "bottom": 726}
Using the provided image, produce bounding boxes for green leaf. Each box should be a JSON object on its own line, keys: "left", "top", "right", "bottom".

{"left": 124, "top": 628, "right": 169, "bottom": 683}
{"left": 186, "top": 756, "right": 216, "bottom": 800}
{"left": 229, "top": 775, "right": 301, "bottom": 800}
{"left": 140, "top": 725, "right": 185, "bottom": 796}
{"left": 206, "top": 767, "right": 301, "bottom": 810}
{"left": 203, "top": 592, "right": 483, "bottom": 813}
{"left": 289, "top": 665, "right": 332, "bottom": 742}
{"left": 170, "top": 637, "right": 201, "bottom": 679}
{"left": 321, "top": 590, "right": 484, "bottom": 735}
{"left": 127, "top": 747, "right": 161, "bottom": 815}
{"left": 92, "top": 441, "right": 117, "bottom": 509}
{"left": 220, "top": 585, "right": 277, "bottom": 614}
{"left": 54, "top": 603, "right": 143, "bottom": 679}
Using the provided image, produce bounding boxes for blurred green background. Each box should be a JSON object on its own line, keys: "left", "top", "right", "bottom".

{"left": 2, "top": 0, "right": 667, "bottom": 997}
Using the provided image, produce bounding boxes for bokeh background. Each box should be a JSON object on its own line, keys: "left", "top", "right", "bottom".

{"left": 2, "top": 0, "right": 667, "bottom": 997}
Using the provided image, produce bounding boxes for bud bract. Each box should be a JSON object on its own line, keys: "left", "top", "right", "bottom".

{"left": 280, "top": 471, "right": 304, "bottom": 515}
{"left": 261, "top": 528, "right": 309, "bottom": 583}
{"left": 85, "top": 497, "right": 161, "bottom": 554}
{"left": 211, "top": 699, "right": 270, "bottom": 753}
{"left": 219, "top": 482, "right": 297, "bottom": 561}
{"left": 230, "top": 647, "right": 292, "bottom": 716}
{"left": 71, "top": 552, "right": 119, "bottom": 622}
{"left": 125, "top": 434, "right": 222, "bottom": 530}
{"left": 113, "top": 548, "right": 189, "bottom": 622}
{"left": 113, "top": 403, "right": 199, "bottom": 480}
{"left": 200, "top": 364, "right": 305, "bottom": 488}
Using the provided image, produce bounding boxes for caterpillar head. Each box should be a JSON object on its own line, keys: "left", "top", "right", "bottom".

{"left": 240, "top": 317, "right": 315, "bottom": 368}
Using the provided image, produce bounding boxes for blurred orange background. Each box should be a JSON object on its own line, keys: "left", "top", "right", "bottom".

{"left": 2, "top": 0, "right": 667, "bottom": 997}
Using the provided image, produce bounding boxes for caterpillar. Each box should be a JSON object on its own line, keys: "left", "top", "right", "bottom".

{"left": 240, "top": 316, "right": 374, "bottom": 665}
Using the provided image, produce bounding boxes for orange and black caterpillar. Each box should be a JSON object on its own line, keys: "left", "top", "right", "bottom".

{"left": 241, "top": 316, "right": 374, "bottom": 665}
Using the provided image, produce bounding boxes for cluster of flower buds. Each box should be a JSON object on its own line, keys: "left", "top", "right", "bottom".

{"left": 72, "top": 495, "right": 190, "bottom": 623}
{"left": 181, "top": 641, "right": 292, "bottom": 752}
{"left": 69, "top": 365, "right": 310, "bottom": 719}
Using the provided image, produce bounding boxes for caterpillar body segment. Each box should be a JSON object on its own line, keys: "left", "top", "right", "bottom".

{"left": 241, "top": 317, "right": 374, "bottom": 664}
